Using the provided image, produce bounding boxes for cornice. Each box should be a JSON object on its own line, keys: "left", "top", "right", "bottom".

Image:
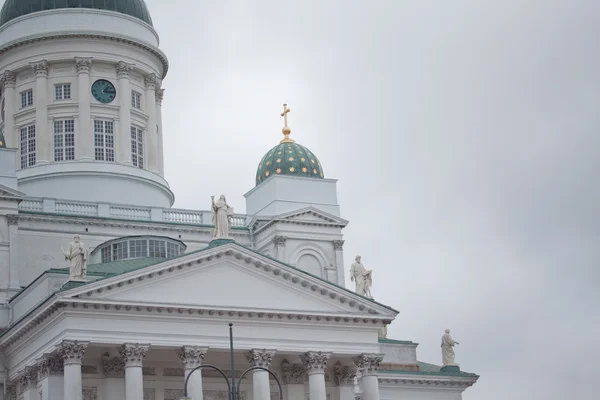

{"left": 0, "top": 32, "right": 169, "bottom": 78}
{"left": 251, "top": 210, "right": 348, "bottom": 235}
{"left": 378, "top": 376, "right": 478, "bottom": 389}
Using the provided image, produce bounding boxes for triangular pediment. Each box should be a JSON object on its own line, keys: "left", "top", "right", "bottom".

{"left": 250, "top": 207, "right": 349, "bottom": 232}
{"left": 61, "top": 243, "right": 396, "bottom": 319}
{"left": 0, "top": 184, "right": 25, "bottom": 201}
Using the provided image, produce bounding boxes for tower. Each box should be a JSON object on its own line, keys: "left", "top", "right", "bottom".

{"left": 0, "top": 0, "right": 172, "bottom": 207}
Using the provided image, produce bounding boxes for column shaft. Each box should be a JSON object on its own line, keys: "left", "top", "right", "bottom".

{"left": 354, "top": 354, "right": 383, "bottom": 400}
{"left": 32, "top": 60, "right": 49, "bottom": 163}
{"left": 308, "top": 373, "right": 326, "bottom": 400}
{"left": 7, "top": 215, "right": 19, "bottom": 290}
{"left": 252, "top": 370, "right": 271, "bottom": 400}
{"left": 120, "top": 343, "right": 149, "bottom": 400}
{"left": 361, "top": 376, "right": 379, "bottom": 400}
{"left": 117, "top": 62, "right": 133, "bottom": 165}
{"left": 75, "top": 58, "right": 92, "bottom": 160}
{"left": 155, "top": 89, "right": 164, "bottom": 176}
{"left": 2, "top": 71, "right": 16, "bottom": 149}
{"left": 184, "top": 368, "right": 203, "bottom": 400}
{"left": 300, "top": 352, "right": 331, "bottom": 400}
{"left": 179, "top": 346, "right": 207, "bottom": 400}
{"left": 144, "top": 74, "right": 158, "bottom": 172}
{"left": 333, "top": 241, "right": 345, "bottom": 286}
{"left": 61, "top": 341, "right": 87, "bottom": 400}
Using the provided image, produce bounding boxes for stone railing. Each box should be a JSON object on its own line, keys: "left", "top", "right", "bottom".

{"left": 18, "top": 197, "right": 249, "bottom": 227}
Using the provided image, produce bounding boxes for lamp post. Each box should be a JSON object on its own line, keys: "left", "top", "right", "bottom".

{"left": 180, "top": 323, "right": 284, "bottom": 400}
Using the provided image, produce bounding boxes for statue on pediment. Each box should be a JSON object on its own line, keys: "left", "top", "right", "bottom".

{"left": 350, "top": 255, "right": 372, "bottom": 298}
{"left": 63, "top": 234, "right": 88, "bottom": 281}
{"left": 211, "top": 194, "right": 234, "bottom": 239}
{"left": 441, "top": 329, "right": 460, "bottom": 366}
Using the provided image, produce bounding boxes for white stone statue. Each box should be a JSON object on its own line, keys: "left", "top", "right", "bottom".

{"left": 211, "top": 194, "right": 234, "bottom": 239}
{"left": 441, "top": 329, "right": 460, "bottom": 366}
{"left": 63, "top": 234, "right": 88, "bottom": 281}
{"left": 350, "top": 255, "right": 372, "bottom": 298}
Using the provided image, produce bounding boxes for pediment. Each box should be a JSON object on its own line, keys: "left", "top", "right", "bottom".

{"left": 61, "top": 243, "right": 396, "bottom": 319}
{"left": 250, "top": 207, "right": 349, "bottom": 233}
{"left": 0, "top": 184, "right": 25, "bottom": 201}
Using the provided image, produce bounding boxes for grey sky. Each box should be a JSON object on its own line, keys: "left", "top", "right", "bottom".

{"left": 148, "top": 1, "right": 598, "bottom": 398}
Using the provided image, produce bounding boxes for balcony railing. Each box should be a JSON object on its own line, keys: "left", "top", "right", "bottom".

{"left": 18, "top": 197, "right": 249, "bottom": 227}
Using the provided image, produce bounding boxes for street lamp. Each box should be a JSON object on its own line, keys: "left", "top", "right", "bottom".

{"left": 180, "top": 323, "right": 285, "bottom": 400}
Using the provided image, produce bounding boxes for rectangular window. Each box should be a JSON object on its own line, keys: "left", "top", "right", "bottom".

{"left": 149, "top": 240, "right": 166, "bottom": 258}
{"left": 166, "top": 242, "right": 180, "bottom": 258}
{"left": 112, "top": 242, "right": 128, "bottom": 261}
{"left": 53, "top": 119, "right": 75, "bottom": 161}
{"left": 20, "top": 89, "right": 33, "bottom": 108}
{"left": 131, "top": 91, "right": 142, "bottom": 109}
{"left": 101, "top": 247, "right": 111, "bottom": 263}
{"left": 20, "top": 125, "right": 36, "bottom": 168}
{"left": 94, "top": 120, "right": 115, "bottom": 162}
{"left": 55, "top": 84, "right": 72, "bottom": 100}
{"left": 131, "top": 126, "right": 144, "bottom": 168}
{"left": 129, "top": 239, "right": 148, "bottom": 258}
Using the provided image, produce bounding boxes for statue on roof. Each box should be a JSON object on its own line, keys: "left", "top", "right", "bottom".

{"left": 441, "top": 329, "right": 460, "bottom": 366}
{"left": 211, "top": 194, "right": 234, "bottom": 239}
{"left": 62, "top": 234, "right": 88, "bottom": 281}
{"left": 350, "top": 255, "right": 373, "bottom": 298}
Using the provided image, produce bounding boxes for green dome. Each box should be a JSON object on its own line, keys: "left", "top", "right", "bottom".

{"left": 256, "top": 140, "right": 324, "bottom": 186}
{"left": 0, "top": 0, "right": 153, "bottom": 27}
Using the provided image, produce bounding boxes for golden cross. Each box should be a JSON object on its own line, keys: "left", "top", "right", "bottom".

{"left": 281, "top": 104, "right": 291, "bottom": 128}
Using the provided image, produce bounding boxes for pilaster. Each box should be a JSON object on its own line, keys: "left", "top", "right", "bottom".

{"left": 37, "top": 355, "right": 64, "bottom": 400}
{"left": 281, "top": 360, "right": 306, "bottom": 400}
{"left": 144, "top": 73, "right": 158, "bottom": 172}
{"left": 18, "top": 367, "right": 37, "bottom": 400}
{"left": 1, "top": 70, "right": 16, "bottom": 149}
{"left": 273, "top": 236, "right": 287, "bottom": 261}
{"left": 155, "top": 88, "right": 165, "bottom": 176}
{"left": 75, "top": 57, "right": 93, "bottom": 160}
{"left": 6, "top": 214, "right": 19, "bottom": 290}
{"left": 332, "top": 240, "right": 346, "bottom": 286}
{"left": 31, "top": 60, "right": 49, "bottom": 163}
{"left": 333, "top": 361, "right": 357, "bottom": 400}
{"left": 103, "top": 356, "right": 125, "bottom": 399}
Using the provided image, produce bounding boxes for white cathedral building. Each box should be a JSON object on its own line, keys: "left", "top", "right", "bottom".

{"left": 0, "top": 1, "right": 478, "bottom": 400}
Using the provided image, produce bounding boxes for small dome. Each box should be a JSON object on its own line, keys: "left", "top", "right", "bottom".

{"left": 256, "top": 141, "right": 324, "bottom": 186}
{"left": 0, "top": 0, "right": 153, "bottom": 27}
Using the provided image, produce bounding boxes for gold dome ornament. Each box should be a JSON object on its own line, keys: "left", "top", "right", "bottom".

{"left": 280, "top": 103, "right": 295, "bottom": 143}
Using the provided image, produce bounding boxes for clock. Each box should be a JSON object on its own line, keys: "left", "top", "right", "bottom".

{"left": 91, "top": 79, "right": 116, "bottom": 104}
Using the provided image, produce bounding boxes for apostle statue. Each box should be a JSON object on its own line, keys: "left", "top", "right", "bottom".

{"left": 211, "top": 195, "right": 234, "bottom": 239}
{"left": 441, "top": 329, "right": 460, "bottom": 366}
{"left": 63, "top": 234, "right": 88, "bottom": 281}
{"left": 350, "top": 255, "right": 373, "bottom": 298}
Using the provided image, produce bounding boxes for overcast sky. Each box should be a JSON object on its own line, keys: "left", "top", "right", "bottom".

{"left": 147, "top": 1, "right": 599, "bottom": 399}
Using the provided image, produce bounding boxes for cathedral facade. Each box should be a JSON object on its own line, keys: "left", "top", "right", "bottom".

{"left": 0, "top": 1, "right": 478, "bottom": 400}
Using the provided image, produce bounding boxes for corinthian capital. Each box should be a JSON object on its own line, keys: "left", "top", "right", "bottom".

{"left": 281, "top": 360, "right": 306, "bottom": 384}
{"left": 119, "top": 343, "right": 149, "bottom": 367}
{"left": 60, "top": 340, "right": 88, "bottom": 365}
{"left": 37, "top": 354, "right": 64, "bottom": 380}
{"left": 31, "top": 60, "right": 49, "bottom": 78}
{"left": 333, "top": 361, "right": 357, "bottom": 386}
{"left": 333, "top": 240, "right": 345, "bottom": 251}
{"left": 116, "top": 61, "right": 133, "bottom": 79}
{"left": 273, "top": 236, "right": 287, "bottom": 247}
{"left": 178, "top": 346, "right": 207, "bottom": 370}
{"left": 1, "top": 70, "right": 16, "bottom": 87}
{"left": 103, "top": 356, "right": 125, "bottom": 378}
{"left": 144, "top": 73, "right": 158, "bottom": 90}
{"left": 19, "top": 367, "right": 37, "bottom": 392}
{"left": 75, "top": 57, "right": 92, "bottom": 74}
{"left": 353, "top": 353, "right": 384, "bottom": 376}
{"left": 155, "top": 88, "right": 165, "bottom": 105}
{"left": 300, "top": 351, "right": 331, "bottom": 375}
{"left": 246, "top": 349, "right": 276, "bottom": 369}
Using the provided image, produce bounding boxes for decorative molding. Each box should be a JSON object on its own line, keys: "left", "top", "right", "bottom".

{"left": 19, "top": 367, "right": 37, "bottom": 392}
{"left": 164, "top": 389, "right": 185, "bottom": 400}
{"left": 119, "top": 343, "right": 149, "bottom": 367}
{"left": 116, "top": 61, "right": 134, "bottom": 79}
{"left": 1, "top": 70, "right": 16, "bottom": 86}
{"left": 7, "top": 214, "right": 19, "bottom": 225}
{"left": 103, "top": 356, "right": 125, "bottom": 378}
{"left": 82, "top": 387, "right": 98, "bottom": 400}
{"left": 273, "top": 236, "right": 287, "bottom": 247}
{"left": 5, "top": 384, "right": 16, "bottom": 400}
{"left": 142, "top": 367, "right": 156, "bottom": 376}
{"left": 143, "top": 388, "right": 155, "bottom": 400}
{"left": 144, "top": 73, "right": 158, "bottom": 90}
{"left": 300, "top": 351, "right": 331, "bottom": 375}
{"left": 82, "top": 365, "right": 98, "bottom": 374}
{"left": 378, "top": 377, "right": 477, "bottom": 389}
{"left": 163, "top": 367, "right": 184, "bottom": 377}
{"left": 75, "top": 57, "right": 92, "bottom": 74}
{"left": 30, "top": 60, "right": 49, "bottom": 78}
{"left": 354, "top": 354, "right": 384, "bottom": 376}
{"left": 332, "top": 240, "right": 345, "bottom": 251}
{"left": 333, "top": 361, "right": 357, "bottom": 386}
{"left": 178, "top": 346, "right": 206, "bottom": 370}
{"left": 205, "top": 391, "right": 247, "bottom": 400}
{"left": 281, "top": 360, "right": 306, "bottom": 384}
{"left": 155, "top": 88, "right": 164, "bottom": 105}
{"left": 38, "top": 354, "right": 64, "bottom": 380}
{"left": 246, "top": 349, "right": 276, "bottom": 369}
{"left": 60, "top": 340, "right": 88, "bottom": 365}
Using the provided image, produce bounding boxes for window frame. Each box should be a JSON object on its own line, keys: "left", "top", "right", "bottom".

{"left": 93, "top": 119, "right": 115, "bottom": 162}
{"left": 20, "top": 89, "right": 33, "bottom": 108}
{"left": 19, "top": 124, "right": 36, "bottom": 168}
{"left": 54, "top": 83, "right": 72, "bottom": 101}
{"left": 53, "top": 119, "right": 75, "bottom": 162}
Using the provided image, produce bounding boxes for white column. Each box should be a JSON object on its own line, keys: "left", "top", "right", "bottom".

{"left": 37, "top": 354, "right": 65, "bottom": 400}
{"left": 332, "top": 240, "right": 346, "bottom": 286}
{"left": 103, "top": 356, "right": 126, "bottom": 399}
{"left": 60, "top": 340, "right": 88, "bottom": 400}
{"left": 75, "top": 58, "right": 93, "bottom": 160}
{"left": 333, "top": 362, "right": 356, "bottom": 400}
{"left": 7, "top": 214, "right": 19, "bottom": 290}
{"left": 281, "top": 361, "right": 306, "bottom": 400}
{"left": 179, "top": 346, "right": 207, "bottom": 400}
{"left": 300, "top": 351, "right": 331, "bottom": 400}
{"left": 144, "top": 74, "right": 158, "bottom": 172}
{"left": 246, "top": 349, "right": 276, "bottom": 400}
{"left": 31, "top": 60, "right": 49, "bottom": 163}
{"left": 120, "top": 343, "right": 149, "bottom": 400}
{"left": 18, "top": 367, "right": 37, "bottom": 400}
{"left": 354, "top": 354, "right": 383, "bottom": 400}
{"left": 116, "top": 61, "right": 133, "bottom": 165}
{"left": 1, "top": 70, "right": 16, "bottom": 149}
{"left": 155, "top": 88, "right": 165, "bottom": 176}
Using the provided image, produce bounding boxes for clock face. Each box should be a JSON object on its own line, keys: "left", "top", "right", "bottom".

{"left": 91, "top": 79, "right": 116, "bottom": 104}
